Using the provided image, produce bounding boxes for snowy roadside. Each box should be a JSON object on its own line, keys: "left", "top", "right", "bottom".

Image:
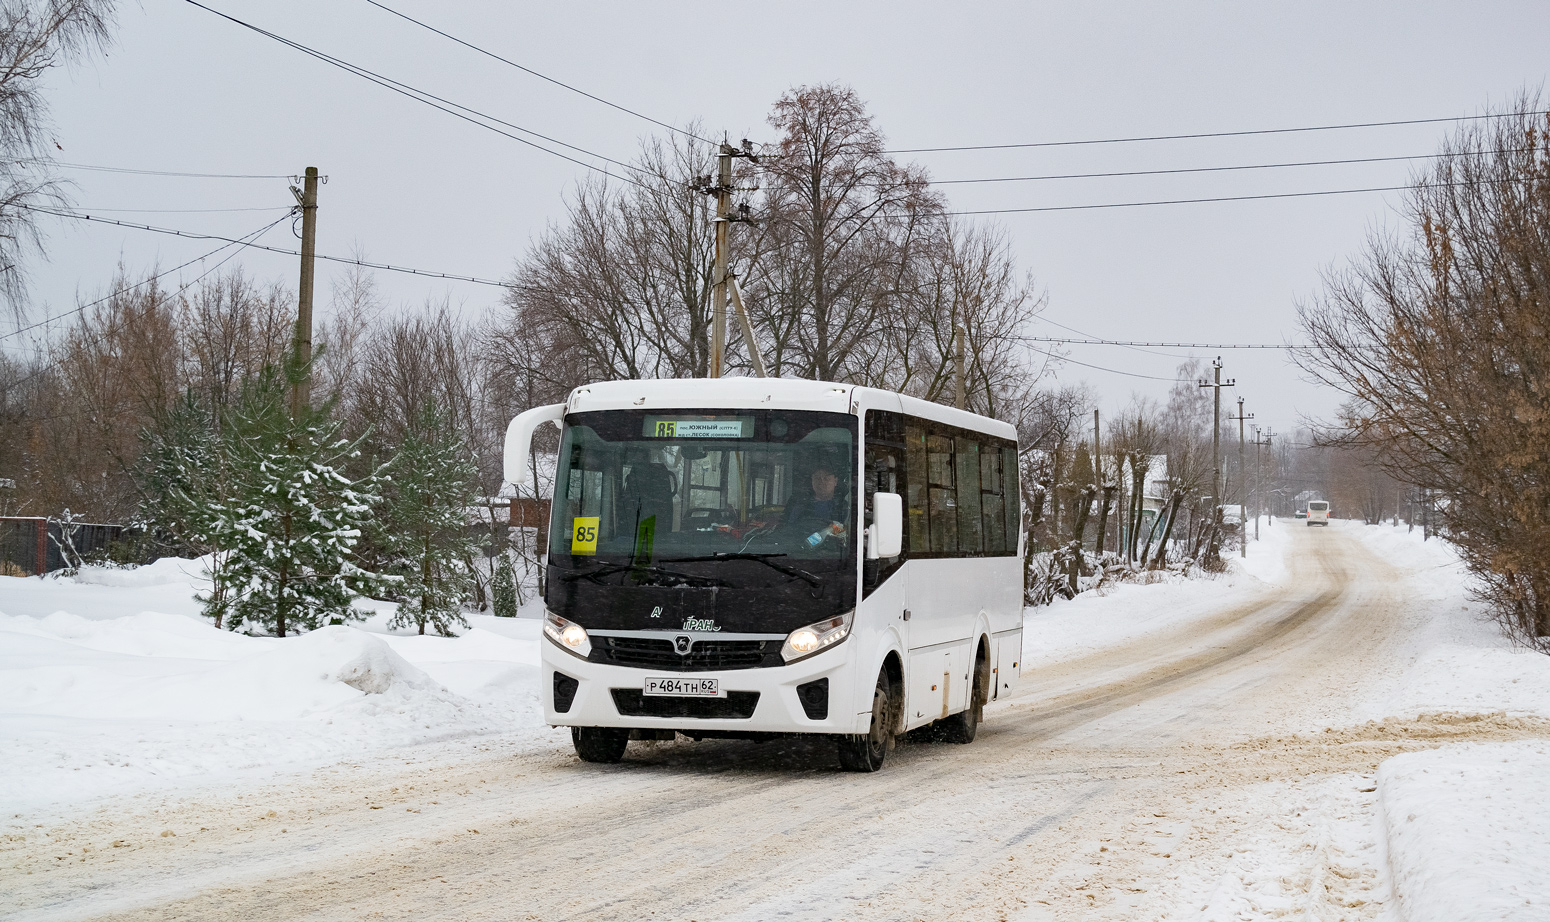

{"left": 0, "top": 559, "right": 566, "bottom": 817}
{"left": 1342, "top": 523, "right": 1550, "bottom": 921}
{"left": 1020, "top": 514, "right": 1292, "bottom": 669}
{"left": 1379, "top": 740, "right": 1550, "bottom": 922}
{"left": 2, "top": 525, "right": 1298, "bottom": 821}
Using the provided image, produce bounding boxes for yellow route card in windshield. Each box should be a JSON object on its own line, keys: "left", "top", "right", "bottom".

{"left": 571, "top": 516, "right": 600, "bottom": 555}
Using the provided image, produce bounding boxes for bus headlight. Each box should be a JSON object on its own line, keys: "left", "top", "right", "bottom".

{"left": 781, "top": 612, "right": 853, "bottom": 663}
{"left": 544, "top": 611, "right": 592, "bottom": 658}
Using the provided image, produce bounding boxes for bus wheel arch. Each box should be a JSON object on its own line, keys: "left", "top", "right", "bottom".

{"left": 941, "top": 637, "right": 991, "bottom": 744}
{"left": 881, "top": 650, "right": 904, "bottom": 743}
{"left": 838, "top": 662, "right": 898, "bottom": 772}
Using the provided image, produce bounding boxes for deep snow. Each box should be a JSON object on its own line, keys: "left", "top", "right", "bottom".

{"left": 6, "top": 519, "right": 1550, "bottom": 920}
{"left": 0, "top": 558, "right": 558, "bottom": 813}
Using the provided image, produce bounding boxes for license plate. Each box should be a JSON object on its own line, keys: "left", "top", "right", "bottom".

{"left": 643, "top": 676, "right": 724, "bottom": 697}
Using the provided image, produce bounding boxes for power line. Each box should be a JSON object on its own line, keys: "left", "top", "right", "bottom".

{"left": 183, "top": 0, "right": 650, "bottom": 189}
{"left": 71, "top": 205, "right": 290, "bottom": 214}
{"left": 1, "top": 157, "right": 294, "bottom": 179}
{"left": 21, "top": 203, "right": 530, "bottom": 291}
{"left": 886, "top": 110, "right": 1544, "bottom": 154}
{"left": 948, "top": 182, "right": 1421, "bottom": 215}
{"left": 1031, "top": 343, "right": 1179, "bottom": 381}
{"left": 931, "top": 149, "right": 1520, "bottom": 186}
{"left": 1033, "top": 314, "right": 1194, "bottom": 359}
{"left": 3, "top": 215, "right": 293, "bottom": 389}
{"left": 2, "top": 213, "right": 293, "bottom": 343}
{"left": 361, "top": 0, "right": 710, "bottom": 145}
{"left": 1031, "top": 336, "right": 1309, "bottom": 350}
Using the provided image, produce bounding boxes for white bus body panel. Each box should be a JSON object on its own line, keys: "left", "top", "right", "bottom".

{"left": 544, "top": 634, "right": 875, "bottom": 735}
{"left": 896, "top": 556, "right": 1021, "bottom": 730}
{"left": 536, "top": 377, "right": 1021, "bottom": 736}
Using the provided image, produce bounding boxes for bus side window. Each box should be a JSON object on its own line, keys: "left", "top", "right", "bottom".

{"left": 926, "top": 433, "right": 958, "bottom": 553}
{"left": 905, "top": 423, "right": 930, "bottom": 554}
{"left": 864, "top": 411, "right": 907, "bottom": 593}
{"left": 1003, "top": 446, "right": 1021, "bottom": 554}
{"left": 863, "top": 412, "right": 903, "bottom": 527}
{"left": 955, "top": 437, "right": 983, "bottom": 555}
{"left": 981, "top": 445, "right": 1006, "bottom": 554}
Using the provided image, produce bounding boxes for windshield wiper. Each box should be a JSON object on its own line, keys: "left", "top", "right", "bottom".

{"left": 661, "top": 552, "right": 823, "bottom": 588}
{"left": 559, "top": 562, "right": 726, "bottom": 587}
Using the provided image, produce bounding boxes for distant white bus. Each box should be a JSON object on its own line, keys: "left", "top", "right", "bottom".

{"left": 505, "top": 378, "right": 1024, "bottom": 772}
{"left": 1306, "top": 500, "right": 1330, "bottom": 526}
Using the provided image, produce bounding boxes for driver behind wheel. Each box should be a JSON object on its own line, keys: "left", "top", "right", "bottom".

{"left": 779, "top": 457, "right": 849, "bottom": 549}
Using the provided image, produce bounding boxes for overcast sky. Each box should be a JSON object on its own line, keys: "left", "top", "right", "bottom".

{"left": 13, "top": 0, "right": 1550, "bottom": 434}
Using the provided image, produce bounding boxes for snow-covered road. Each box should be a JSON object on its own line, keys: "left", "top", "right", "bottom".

{"left": 6, "top": 525, "right": 1550, "bottom": 921}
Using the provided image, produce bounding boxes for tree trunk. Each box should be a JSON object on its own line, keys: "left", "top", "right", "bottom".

{"left": 1068, "top": 485, "right": 1096, "bottom": 594}
{"left": 1147, "top": 491, "right": 1185, "bottom": 570}
{"left": 1095, "top": 485, "right": 1117, "bottom": 557}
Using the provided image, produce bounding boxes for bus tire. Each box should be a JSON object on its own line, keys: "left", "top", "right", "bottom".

{"left": 572, "top": 727, "right": 629, "bottom": 763}
{"left": 941, "top": 648, "right": 989, "bottom": 745}
{"left": 837, "top": 668, "right": 893, "bottom": 772}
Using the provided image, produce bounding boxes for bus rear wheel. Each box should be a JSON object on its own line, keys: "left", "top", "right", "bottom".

{"left": 941, "top": 649, "right": 989, "bottom": 744}
{"left": 837, "top": 669, "right": 894, "bottom": 772}
{"left": 572, "top": 727, "right": 629, "bottom": 763}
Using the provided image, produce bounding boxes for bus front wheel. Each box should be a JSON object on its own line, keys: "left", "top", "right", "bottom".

{"left": 837, "top": 669, "right": 894, "bottom": 772}
{"left": 572, "top": 726, "right": 629, "bottom": 763}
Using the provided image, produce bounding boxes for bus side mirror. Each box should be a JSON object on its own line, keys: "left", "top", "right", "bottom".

{"left": 869, "top": 492, "right": 903, "bottom": 559}
{"left": 504, "top": 403, "right": 565, "bottom": 491}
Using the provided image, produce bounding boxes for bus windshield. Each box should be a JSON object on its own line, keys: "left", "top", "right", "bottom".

{"left": 548, "top": 409, "right": 858, "bottom": 573}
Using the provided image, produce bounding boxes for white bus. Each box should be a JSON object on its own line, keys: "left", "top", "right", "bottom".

{"left": 1306, "top": 500, "right": 1330, "bottom": 526}
{"left": 505, "top": 378, "right": 1024, "bottom": 772}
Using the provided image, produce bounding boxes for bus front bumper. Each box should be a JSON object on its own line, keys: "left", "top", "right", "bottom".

{"left": 542, "top": 639, "right": 868, "bottom": 736}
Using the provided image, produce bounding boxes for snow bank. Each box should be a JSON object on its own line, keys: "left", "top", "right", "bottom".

{"left": 0, "top": 565, "right": 556, "bottom": 814}
{"left": 1021, "top": 518, "right": 1292, "bottom": 666}
{"left": 1233, "top": 514, "right": 1291, "bottom": 585}
{"left": 70, "top": 556, "right": 213, "bottom": 589}
{"left": 1022, "top": 575, "right": 1247, "bottom": 667}
{"left": 1379, "top": 741, "right": 1550, "bottom": 922}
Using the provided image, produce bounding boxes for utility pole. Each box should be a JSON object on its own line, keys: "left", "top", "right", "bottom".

{"left": 1092, "top": 408, "right": 1102, "bottom": 490}
{"left": 1092, "top": 408, "right": 1102, "bottom": 552}
{"left": 1228, "top": 397, "right": 1253, "bottom": 558}
{"left": 1251, "top": 425, "right": 1262, "bottom": 541}
{"left": 290, "top": 166, "right": 319, "bottom": 418}
{"left": 710, "top": 146, "right": 731, "bottom": 379}
{"left": 1197, "top": 357, "right": 1235, "bottom": 538}
{"left": 696, "top": 139, "right": 759, "bottom": 379}
{"left": 1259, "top": 427, "right": 1275, "bottom": 527}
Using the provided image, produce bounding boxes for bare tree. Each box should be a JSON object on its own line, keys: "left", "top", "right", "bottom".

{"left": 178, "top": 268, "right": 292, "bottom": 424}
{"left": 498, "top": 128, "right": 723, "bottom": 390}
{"left": 1110, "top": 397, "right": 1164, "bottom": 562}
{"left": 746, "top": 83, "right": 941, "bottom": 382}
{"left": 0, "top": 0, "right": 116, "bottom": 316}
{"left": 316, "top": 258, "right": 381, "bottom": 411}
{"left": 883, "top": 218, "right": 1045, "bottom": 416}
{"left": 1299, "top": 97, "right": 1550, "bottom": 644}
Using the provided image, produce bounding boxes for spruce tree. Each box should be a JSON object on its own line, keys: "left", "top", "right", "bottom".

{"left": 379, "top": 401, "right": 478, "bottom": 636}
{"left": 219, "top": 367, "right": 385, "bottom": 636}
{"left": 139, "top": 393, "right": 241, "bottom": 628}
{"left": 492, "top": 553, "right": 517, "bottom": 618}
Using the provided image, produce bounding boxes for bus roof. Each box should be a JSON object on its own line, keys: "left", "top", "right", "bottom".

{"left": 564, "top": 378, "right": 1017, "bottom": 440}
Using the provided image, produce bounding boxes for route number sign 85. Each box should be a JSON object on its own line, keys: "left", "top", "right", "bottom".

{"left": 572, "top": 516, "right": 600, "bottom": 555}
